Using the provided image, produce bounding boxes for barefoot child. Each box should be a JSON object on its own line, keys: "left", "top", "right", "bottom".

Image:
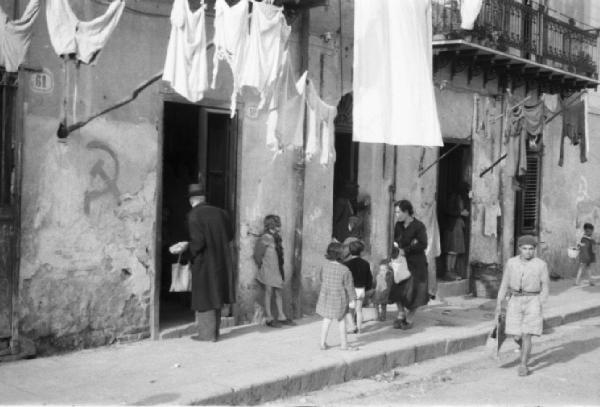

{"left": 576, "top": 223, "right": 596, "bottom": 286}
{"left": 373, "top": 260, "right": 393, "bottom": 321}
{"left": 317, "top": 242, "right": 357, "bottom": 350}
{"left": 344, "top": 240, "right": 373, "bottom": 334}
{"left": 253, "top": 215, "right": 295, "bottom": 327}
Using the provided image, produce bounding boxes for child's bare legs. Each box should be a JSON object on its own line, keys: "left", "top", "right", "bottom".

{"left": 339, "top": 315, "right": 349, "bottom": 349}
{"left": 355, "top": 299, "right": 364, "bottom": 332}
{"left": 320, "top": 318, "right": 332, "bottom": 349}
{"left": 264, "top": 286, "right": 274, "bottom": 321}
{"left": 575, "top": 263, "right": 590, "bottom": 285}
{"left": 273, "top": 288, "right": 288, "bottom": 321}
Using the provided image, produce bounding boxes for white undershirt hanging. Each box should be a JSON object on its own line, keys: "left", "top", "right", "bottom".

{"left": 0, "top": 0, "right": 40, "bottom": 72}
{"left": 460, "top": 0, "right": 484, "bottom": 30}
{"left": 46, "top": 0, "right": 125, "bottom": 64}
{"left": 306, "top": 80, "right": 337, "bottom": 166}
{"left": 212, "top": 0, "right": 249, "bottom": 115}
{"left": 163, "top": 0, "right": 209, "bottom": 103}
{"left": 240, "top": 0, "right": 291, "bottom": 107}
{"left": 353, "top": 0, "right": 443, "bottom": 147}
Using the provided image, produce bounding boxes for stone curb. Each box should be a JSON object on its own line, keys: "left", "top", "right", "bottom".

{"left": 191, "top": 302, "right": 600, "bottom": 406}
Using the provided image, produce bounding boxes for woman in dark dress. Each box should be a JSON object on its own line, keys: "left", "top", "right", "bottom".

{"left": 388, "top": 200, "right": 429, "bottom": 330}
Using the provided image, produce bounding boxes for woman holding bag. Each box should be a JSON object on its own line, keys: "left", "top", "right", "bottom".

{"left": 388, "top": 200, "right": 430, "bottom": 330}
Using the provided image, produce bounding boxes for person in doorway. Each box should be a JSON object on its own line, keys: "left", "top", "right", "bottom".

{"left": 332, "top": 181, "right": 369, "bottom": 242}
{"left": 344, "top": 240, "right": 373, "bottom": 334}
{"left": 389, "top": 200, "right": 429, "bottom": 330}
{"left": 495, "top": 235, "right": 550, "bottom": 377}
{"left": 253, "top": 215, "right": 295, "bottom": 327}
{"left": 170, "top": 180, "right": 236, "bottom": 342}
{"left": 576, "top": 223, "right": 596, "bottom": 286}
{"left": 442, "top": 181, "right": 470, "bottom": 280}
{"left": 317, "top": 242, "right": 357, "bottom": 350}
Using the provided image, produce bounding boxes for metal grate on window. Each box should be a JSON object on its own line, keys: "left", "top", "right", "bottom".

{"left": 518, "top": 150, "right": 542, "bottom": 234}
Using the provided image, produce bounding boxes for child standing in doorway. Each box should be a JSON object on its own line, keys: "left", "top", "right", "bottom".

{"left": 317, "top": 242, "right": 357, "bottom": 350}
{"left": 253, "top": 215, "right": 295, "bottom": 327}
{"left": 576, "top": 223, "right": 596, "bottom": 286}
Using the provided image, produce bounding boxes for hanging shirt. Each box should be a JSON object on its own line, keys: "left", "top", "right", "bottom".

{"left": 211, "top": 0, "right": 249, "bottom": 115}
{"left": 163, "top": 0, "right": 209, "bottom": 103}
{"left": 353, "top": 0, "right": 443, "bottom": 147}
{"left": 46, "top": 0, "right": 125, "bottom": 64}
{"left": 460, "top": 0, "right": 483, "bottom": 30}
{"left": 240, "top": 1, "right": 290, "bottom": 107}
{"left": 265, "top": 50, "right": 307, "bottom": 151}
{"left": 484, "top": 202, "right": 501, "bottom": 237}
{"left": 305, "top": 80, "right": 336, "bottom": 165}
{"left": 0, "top": 0, "right": 40, "bottom": 72}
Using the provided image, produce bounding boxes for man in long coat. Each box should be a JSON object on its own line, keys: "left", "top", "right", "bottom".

{"left": 186, "top": 182, "right": 235, "bottom": 341}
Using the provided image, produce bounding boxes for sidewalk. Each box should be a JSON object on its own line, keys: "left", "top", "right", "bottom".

{"left": 1, "top": 280, "right": 599, "bottom": 405}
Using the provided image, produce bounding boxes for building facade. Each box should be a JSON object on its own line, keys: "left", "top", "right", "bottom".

{"left": 1, "top": 0, "right": 599, "bottom": 356}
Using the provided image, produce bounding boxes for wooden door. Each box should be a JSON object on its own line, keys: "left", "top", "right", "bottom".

{"left": 0, "top": 70, "right": 19, "bottom": 354}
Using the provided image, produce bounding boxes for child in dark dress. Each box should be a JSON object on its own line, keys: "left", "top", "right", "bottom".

{"left": 576, "top": 223, "right": 597, "bottom": 286}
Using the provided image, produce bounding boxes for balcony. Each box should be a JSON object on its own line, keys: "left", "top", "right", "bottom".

{"left": 432, "top": 0, "right": 600, "bottom": 93}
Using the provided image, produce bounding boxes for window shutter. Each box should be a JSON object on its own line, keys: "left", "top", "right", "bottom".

{"left": 517, "top": 149, "right": 542, "bottom": 235}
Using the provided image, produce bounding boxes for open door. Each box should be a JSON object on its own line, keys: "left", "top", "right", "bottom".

{"left": 157, "top": 101, "right": 237, "bottom": 336}
{"left": 0, "top": 70, "right": 20, "bottom": 356}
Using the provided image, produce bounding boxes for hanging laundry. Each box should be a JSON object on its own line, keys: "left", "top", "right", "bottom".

{"left": 265, "top": 50, "right": 307, "bottom": 151}
{"left": 353, "top": 0, "right": 443, "bottom": 147}
{"left": 542, "top": 93, "right": 560, "bottom": 114}
{"left": 460, "top": 0, "right": 484, "bottom": 30}
{"left": 484, "top": 202, "right": 501, "bottom": 237}
{"left": 163, "top": 0, "right": 209, "bottom": 103}
{"left": 211, "top": 0, "right": 249, "bottom": 115}
{"left": 559, "top": 94, "right": 588, "bottom": 166}
{"left": 0, "top": 0, "right": 40, "bottom": 73}
{"left": 240, "top": 1, "right": 291, "bottom": 108}
{"left": 422, "top": 202, "right": 441, "bottom": 259}
{"left": 46, "top": 0, "right": 125, "bottom": 64}
{"left": 305, "top": 80, "right": 336, "bottom": 165}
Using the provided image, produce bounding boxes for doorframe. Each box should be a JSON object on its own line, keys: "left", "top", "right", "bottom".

{"left": 152, "top": 94, "right": 240, "bottom": 339}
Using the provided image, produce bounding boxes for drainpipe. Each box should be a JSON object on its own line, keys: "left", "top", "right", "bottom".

{"left": 388, "top": 146, "right": 398, "bottom": 258}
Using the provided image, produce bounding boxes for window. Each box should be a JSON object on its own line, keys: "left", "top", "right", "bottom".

{"left": 0, "top": 70, "right": 18, "bottom": 207}
{"left": 516, "top": 146, "right": 542, "bottom": 235}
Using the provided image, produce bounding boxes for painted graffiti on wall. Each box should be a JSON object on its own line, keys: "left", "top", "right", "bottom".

{"left": 84, "top": 141, "right": 121, "bottom": 215}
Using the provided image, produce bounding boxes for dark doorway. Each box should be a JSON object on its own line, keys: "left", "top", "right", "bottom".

{"left": 0, "top": 70, "right": 19, "bottom": 356}
{"left": 159, "top": 102, "right": 237, "bottom": 333}
{"left": 437, "top": 142, "right": 472, "bottom": 280}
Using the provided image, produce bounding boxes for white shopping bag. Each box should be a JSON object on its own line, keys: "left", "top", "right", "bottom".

{"left": 170, "top": 255, "right": 192, "bottom": 292}
{"left": 391, "top": 256, "right": 411, "bottom": 284}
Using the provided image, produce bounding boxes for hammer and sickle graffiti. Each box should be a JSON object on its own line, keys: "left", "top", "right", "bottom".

{"left": 83, "top": 140, "right": 121, "bottom": 215}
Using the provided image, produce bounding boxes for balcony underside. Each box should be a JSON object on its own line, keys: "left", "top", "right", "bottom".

{"left": 433, "top": 40, "right": 600, "bottom": 95}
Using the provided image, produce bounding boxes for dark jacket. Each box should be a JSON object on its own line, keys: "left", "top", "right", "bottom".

{"left": 187, "top": 203, "right": 235, "bottom": 312}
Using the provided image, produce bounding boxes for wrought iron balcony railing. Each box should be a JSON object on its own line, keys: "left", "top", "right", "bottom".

{"left": 432, "top": 0, "right": 599, "bottom": 79}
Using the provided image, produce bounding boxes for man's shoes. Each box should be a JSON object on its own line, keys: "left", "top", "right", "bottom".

{"left": 278, "top": 319, "right": 296, "bottom": 326}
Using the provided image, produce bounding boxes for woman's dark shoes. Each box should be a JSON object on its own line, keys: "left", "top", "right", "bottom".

{"left": 265, "top": 320, "right": 281, "bottom": 328}
{"left": 400, "top": 321, "right": 413, "bottom": 330}
{"left": 393, "top": 318, "right": 407, "bottom": 329}
{"left": 278, "top": 319, "right": 296, "bottom": 326}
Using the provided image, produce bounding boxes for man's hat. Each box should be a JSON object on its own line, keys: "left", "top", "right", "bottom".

{"left": 517, "top": 235, "right": 537, "bottom": 247}
{"left": 188, "top": 173, "right": 206, "bottom": 197}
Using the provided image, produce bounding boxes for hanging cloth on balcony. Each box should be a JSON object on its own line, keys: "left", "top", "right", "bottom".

{"left": 460, "top": 0, "right": 483, "bottom": 30}
{"left": 46, "top": 0, "right": 125, "bottom": 64}
{"left": 0, "top": 0, "right": 40, "bottom": 72}
{"left": 240, "top": 0, "right": 291, "bottom": 109}
{"left": 559, "top": 94, "right": 588, "bottom": 166}
{"left": 353, "top": 0, "right": 443, "bottom": 147}
{"left": 162, "top": 0, "right": 209, "bottom": 102}
{"left": 211, "top": 0, "right": 249, "bottom": 116}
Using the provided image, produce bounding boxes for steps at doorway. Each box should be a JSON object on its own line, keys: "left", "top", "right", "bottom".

{"left": 436, "top": 279, "right": 470, "bottom": 299}
{"left": 159, "top": 317, "right": 236, "bottom": 340}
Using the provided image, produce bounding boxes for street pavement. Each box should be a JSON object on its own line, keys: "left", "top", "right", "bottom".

{"left": 275, "top": 315, "right": 600, "bottom": 406}
{"left": 0, "top": 279, "right": 598, "bottom": 405}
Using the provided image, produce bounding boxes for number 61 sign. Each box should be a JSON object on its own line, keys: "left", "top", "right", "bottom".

{"left": 29, "top": 69, "right": 53, "bottom": 94}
